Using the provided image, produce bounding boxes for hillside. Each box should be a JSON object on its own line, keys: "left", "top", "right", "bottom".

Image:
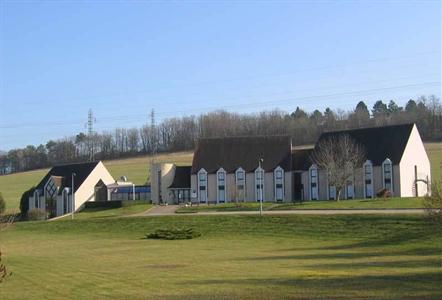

{"left": 0, "top": 143, "right": 441, "bottom": 211}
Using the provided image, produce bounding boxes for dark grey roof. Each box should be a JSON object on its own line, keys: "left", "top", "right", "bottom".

{"left": 35, "top": 161, "right": 100, "bottom": 193}
{"left": 292, "top": 149, "right": 314, "bottom": 171}
{"left": 191, "top": 136, "right": 292, "bottom": 174}
{"left": 168, "top": 166, "right": 191, "bottom": 189}
{"left": 317, "top": 123, "right": 414, "bottom": 165}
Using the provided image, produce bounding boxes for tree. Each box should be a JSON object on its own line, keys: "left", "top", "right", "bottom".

{"left": 387, "top": 100, "right": 402, "bottom": 114}
{"left": 424, "top": 181, "right": 442, "bottom": 224}
{"left": 291, "top": 107, "right": 308, "bottom": 119}
{"left": 355, "top": 101, "right": 370, "bottom": 119}
{"left": 372, "top": 100, "right": 389, "bottom": 117}
{"left": 405, "top": 99, "right": 418, "bottom": 113}
{"left": 311, "top": 134, "right": 366, "bottom": 201}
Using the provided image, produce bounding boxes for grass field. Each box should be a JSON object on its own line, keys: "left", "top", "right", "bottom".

{"left": 176, "top": 197, "right": 426, "bottom": 213}
{"left": 0, "top": 213, "right": 441, "bottom": 299}
{"left": 0, "top": 142, "right": 440, "bottom": 211}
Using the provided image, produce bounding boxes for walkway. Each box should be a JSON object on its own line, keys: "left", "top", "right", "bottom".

{"left": 133, "top": 207, "right": 428, "bottom": 217}
{"left": 133, "top": 205, "right": 180, "bottom": 217}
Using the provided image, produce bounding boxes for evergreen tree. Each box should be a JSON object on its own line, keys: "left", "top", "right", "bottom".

{"left": 372, "top": 100, "right": 388, "bottom": 117}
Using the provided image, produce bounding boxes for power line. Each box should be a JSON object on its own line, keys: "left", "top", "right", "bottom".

{"left": 0, "top": 77, "right": 440, "bottom": 130}
{"left": 9, "top": 50, "right": 442, "bottom": 108}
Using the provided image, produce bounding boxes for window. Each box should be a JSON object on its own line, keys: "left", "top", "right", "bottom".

{"left": 198, "top": 169, "right": 208, "bottom": 203}
{"left": 363, "top": 160, "right": 373, "bottom": 198}
{"left": 34, "top": 190, "right": 39, "bottom": 209}
{"left": 274, "top": 167, "right": 284, "bottom": 202}
{"left": 328, "top": 185, "right": 336, "bottom": 200}
{"left": 345, "top": 178, "right": 354, "bottom": 199}
{"left": 235, "top": 168, "right": 245, "bottom": 202}
{"left": 63, "top": 188, "right": 69, "bottom": 214}
{"left": 255, "top": 167, "right": 264, "bottom": 202}
{"left": 345, "top": 163, "right": 354, "bottom": 200}
{"left": 309, "top": 165, "right": 318, "bottom": 200}
{"left": 45, "top": 179, "right": 57, "bottom": 199}
{"left": 217, "top": 168, "right": 226, "bottom": 203}
{"left": 382, "top": 158, "right": 393, "bottom": 192}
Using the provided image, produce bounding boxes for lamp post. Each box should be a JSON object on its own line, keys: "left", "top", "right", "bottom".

{"left": 71, "top": 172, "right": 76, "bottom": 220}
{"left": 258, "top": 158, "right": 264, "bottom": 216}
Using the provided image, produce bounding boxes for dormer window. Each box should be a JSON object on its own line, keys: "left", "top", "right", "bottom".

{"left": 309, "top": 164, "right": 318, "bottom": 200}
{"left": 217, "top": 168, "right": 226, "bottom": 203}
{"left": 363, "top": 160, "right": 373, "bottom": 198}
{"left": 274, "top": 167, "right": 284, "bottom": 202}
{"left": 255, "top": 167, "right": 264, "bottom": 202}
{"left": 382, "top": 158, "right": 393, "bottom": 192}
{"left": 197, "top": 169, "right": 208, "bottom": 203}
{"left": 235, "top": 168, "right": 245, "bottom": 202}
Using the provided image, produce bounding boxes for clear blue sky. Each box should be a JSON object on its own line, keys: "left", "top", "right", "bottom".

{"left": 0, "top": 1, "right": 441, "bottom": 150}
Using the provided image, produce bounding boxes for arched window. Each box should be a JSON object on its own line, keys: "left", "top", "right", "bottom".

{"left": 197, "top": 169, "right": 208, "bottom": 203}
{"left": 363, "top": 160, "right": 373, "bottom": 198}
{"left": 274, "top": 166, "right": 284, "bottom": 202}
{"left": 309, "top": 164, "right": 318, "bottom": 200}
{"left": 216, "top": 168, "right": 226, "bottom": 203}
{"left": 382, "top": 158, "right": 393, "bottom": 192}
{"left": 235, "top": 167, "right": 245, "bottom": 202}
{"left": 255, "top": 167, "right": 265, "bottom": 202}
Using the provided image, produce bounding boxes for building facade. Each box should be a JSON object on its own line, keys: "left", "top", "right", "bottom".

{"left": 150, "top": 123, "right": 431, "bottom": 204}
{"left": 28, "top": 161, "right": 151, "bottom": 218}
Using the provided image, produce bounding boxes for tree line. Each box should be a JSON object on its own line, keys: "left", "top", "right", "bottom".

{"left": 1, "top": 95, "right": 441, "bottom": 175}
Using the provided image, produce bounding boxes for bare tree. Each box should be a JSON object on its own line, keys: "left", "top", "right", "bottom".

{"left": 311, "top": 134, "right": 366, "bottom": 201}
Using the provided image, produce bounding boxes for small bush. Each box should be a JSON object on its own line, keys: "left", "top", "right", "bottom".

{"left": 27, "top": 209, "right": 46, "bottom": 221}
{"left": 0, "top": 193, "right": 5, "bottom": 214}
{"left": 424, "top": 181, "right": 442, "bottom": 224}
{"left": 376, "top": 188, "right": 392, "bottom": 198}
{"left": 146, "top": 228, "right": 201, "bottom": 240}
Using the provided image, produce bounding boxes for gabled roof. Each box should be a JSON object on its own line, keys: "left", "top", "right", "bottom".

{"left": 191, "top": 136, "right": 292, "bottom": 174}
{"left": 317, "top": 123, "right": 414, "bottom": 165}
{"left": 35, "top": 161, "right": 100, "bottom": 193}
{"left": 168, "top": 166, "right": 191, "bottom": 189}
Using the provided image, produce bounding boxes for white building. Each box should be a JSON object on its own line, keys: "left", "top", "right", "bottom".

{"left": 29, "top": 161, "right": 115, "bottom": 218}
{"left": 151, "top": 123, "right": 431, "bottom": 204}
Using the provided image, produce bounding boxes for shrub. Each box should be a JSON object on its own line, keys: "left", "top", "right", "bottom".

{"left": 146, "top": 228, "right": 201, "bottom": 240}
{"left": 424, "top": 181, "right": 442, "bottom": 224}
{"left": 0, "top": 193, "right": 5, "bottom": 214}
{"left": 376, "top": 188, "right": 392, "bottom": 198}
{"left": 27, "top": 209, "right": 46, "bottom": 221}
{"left": 20, "top": 187, "right": 35, "bottom": 219}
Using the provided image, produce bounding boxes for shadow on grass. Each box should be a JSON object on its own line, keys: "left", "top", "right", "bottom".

{"left": 184, "top": 272, "right": 441, "bottom": 298}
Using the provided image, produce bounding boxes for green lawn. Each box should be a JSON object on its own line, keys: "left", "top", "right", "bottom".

{"left": 426, "top": 143, "right": 442, "bottom": 182}
{"left": 176, "top": 197, "right": 425, "bottom": 213}
{"left": 0, "top": 214, "right": 441, "bottom": 299}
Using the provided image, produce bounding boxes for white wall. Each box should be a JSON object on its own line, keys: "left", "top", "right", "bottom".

{"left": 399, "top": 124, "right": 431, "bottom": 197}
{"left": 73, "top": 161, "right": 115, "bottom": 211}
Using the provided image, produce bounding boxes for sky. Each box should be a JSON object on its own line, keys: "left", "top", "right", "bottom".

{"left": 0, "top": 0, "right": 441, "bottom": 150}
